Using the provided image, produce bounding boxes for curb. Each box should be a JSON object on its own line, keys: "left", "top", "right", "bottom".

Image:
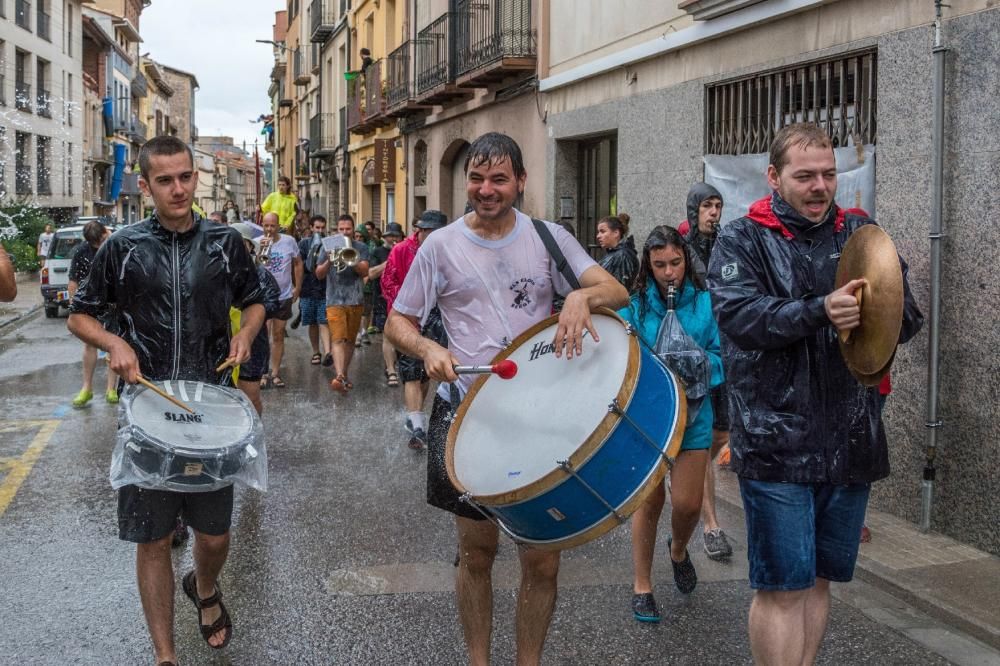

{"left": 0, "top": 303, "right": 42, "bottom": 333}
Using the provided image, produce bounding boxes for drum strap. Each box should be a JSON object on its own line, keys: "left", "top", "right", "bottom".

{"left": 532, "top": 218, "right": 581, "bottom": 292}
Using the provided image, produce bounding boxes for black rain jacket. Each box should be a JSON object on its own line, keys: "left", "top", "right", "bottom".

{"left": 599, "top": 235, "right": 640, "bottom": 292}
{"left": 70, "top": 213, "right": 265, "bottom": 384}
{"left": 707, "top": 192, "right": 923, "bottom": 484}
{"left": 684, "top": 182, "right": 723, "bottom": 283}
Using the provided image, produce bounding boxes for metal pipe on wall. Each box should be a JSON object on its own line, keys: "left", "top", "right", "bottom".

{"left": 921, "top": 0, "right": 949, "bottom": 533}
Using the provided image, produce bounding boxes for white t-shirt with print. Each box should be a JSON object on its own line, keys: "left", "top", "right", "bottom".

{"left": 393, "top": 209, "right": 597, "bottom": 400}
{"left": 263, "top": 234, "right": 299, "bottom": 300}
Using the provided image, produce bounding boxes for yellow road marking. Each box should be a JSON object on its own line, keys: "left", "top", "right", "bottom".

{"left": 0, "top": 420, "right": 60, "bottom": 518}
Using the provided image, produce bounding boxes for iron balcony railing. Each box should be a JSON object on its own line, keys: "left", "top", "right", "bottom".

{"left": 15, "top": 81, "right": 32, "bottom": 112}
{"left": 36, "top": 88, "right": 51, "bottom": 117}
{"left": 364, "top": 59, "right": 386, "bottom": 121}
{"left": 416, "top": 12, "right": 454, "bottom": 94}
{"left": 37, "top": 8, "right": 50, "bottom": 41}
{"left": 15, "top": 0, "right": 30, "bottom": 30}
{"left": 309, "top": 112, "right": 339, "bottom": 155}
{"left": 121, "top": 172, "right": 142, "bottom": 196}
{"left": 455, "top": 0, "right": 536, "bottom": 77}
{"left": 346, "top": 77, "right": 363, "bottom": 131}
{"left": 310, "top": 0, "right": 337, "bottom": 43}
{"left": 131, "top": 71, "right": 148, "bottom": 98}
{"left": 385, "top": 41, "right": 412, "bottom": 109}
{"left": 294, "top": 49, "right": 310, "bottom": 84}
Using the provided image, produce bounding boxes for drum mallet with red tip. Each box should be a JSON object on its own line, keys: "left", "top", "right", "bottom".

{"left": 453, "top": 360, "right": 518, "bottom": 380}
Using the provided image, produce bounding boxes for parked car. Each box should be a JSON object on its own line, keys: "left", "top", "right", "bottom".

{"left": 40, "top": 219, "right": 118, "bottom": 318}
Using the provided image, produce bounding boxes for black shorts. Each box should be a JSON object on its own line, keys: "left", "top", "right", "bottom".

{"left": 372, "top": 292, "right": 388, "bottom": 330}
{"left": 240, "top": 328, "right": 271, "bottom": 382}
{"left": 710, "top": 384, "right": 730, "bottom": 432}
{"left": 427, "top": 395, "right": 486, "bottom": 521}
{"left": 118, "top": 484, "right": 234, "bottom": 543}
{"left": 397, "top": 352, "right": 429, "bottom": 384}
{"left": 273, "top": 298, "right": 294, "bottom": 322}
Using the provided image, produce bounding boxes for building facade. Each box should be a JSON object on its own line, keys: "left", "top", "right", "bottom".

{"left": 160, "top": 65, "right": 197, "bottom": 147}
{"left": 539, "top": 0, "right": 1000, "bottom": 555}
{"left": 1, "top": 0, "right": 89, "bottom": 222}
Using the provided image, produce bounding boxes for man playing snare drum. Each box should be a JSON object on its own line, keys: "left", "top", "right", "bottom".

{"left": 68, "top": 136, "right": 265, "bottom": 665}
{"left": 386, "top": 132, "right": 627, "bottom": 665}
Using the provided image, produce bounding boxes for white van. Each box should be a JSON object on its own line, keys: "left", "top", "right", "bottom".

{"left": 40, "top": 218, "right": 116, "bottom": 317}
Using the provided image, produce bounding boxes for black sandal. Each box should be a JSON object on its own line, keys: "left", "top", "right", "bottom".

{"left": 182, "top": 570, "right": 233, "bottom": 650}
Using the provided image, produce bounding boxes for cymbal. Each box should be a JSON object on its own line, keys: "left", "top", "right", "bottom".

{"left": 849, "top": 350, "right": 895, "bottom": 387}
{"left": 835, "top": 225, "right": 904, "bottom": 375}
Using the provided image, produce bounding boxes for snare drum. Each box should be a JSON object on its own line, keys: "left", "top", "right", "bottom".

{"left": 446, "top": 309, "right": 685, "bottom": 550}
{"left": 115, "top": 380, "right": 265, "bottom": 492}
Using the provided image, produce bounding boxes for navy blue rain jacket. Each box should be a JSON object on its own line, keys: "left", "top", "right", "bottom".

{"left": 707, "top": 192, "right": 923, "bottom": 484}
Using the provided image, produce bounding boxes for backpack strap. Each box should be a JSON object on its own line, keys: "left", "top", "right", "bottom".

{"left": 532, "top": 218, "right": 581, "bottom": 291}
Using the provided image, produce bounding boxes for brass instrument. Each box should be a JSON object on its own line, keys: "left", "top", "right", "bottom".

{"left": 327, "top": 234, "right": 359, "bottom": 271}
{"left": 256, "top": 235, "right": 274, "bottom": 264}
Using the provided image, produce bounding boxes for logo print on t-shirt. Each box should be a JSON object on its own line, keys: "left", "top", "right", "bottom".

{"left": 509, "top": 277, "right": 536, "bottom": 309}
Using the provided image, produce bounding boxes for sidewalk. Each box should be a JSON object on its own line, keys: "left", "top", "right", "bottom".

{"left": 714, "top": 467, "right": 1000, "bottom": 652}
{"left": 0, "top": 272, "right": 43, "bottom": 330}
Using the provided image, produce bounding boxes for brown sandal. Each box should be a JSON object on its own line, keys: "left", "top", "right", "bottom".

{"left": 182, "top": 570, "right": 233, "bottom": 649}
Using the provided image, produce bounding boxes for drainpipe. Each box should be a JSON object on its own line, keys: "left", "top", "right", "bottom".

{"left": 921, "top": 0, "right": 949, "bottom": 533}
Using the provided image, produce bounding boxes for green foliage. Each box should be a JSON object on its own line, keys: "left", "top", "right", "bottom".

{"left": 0, "top": 203, "right": 53, "bottom": 271}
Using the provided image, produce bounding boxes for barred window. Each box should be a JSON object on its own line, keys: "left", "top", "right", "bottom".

{"left": 706, "top": 49, "right": 876, "bottom": 155}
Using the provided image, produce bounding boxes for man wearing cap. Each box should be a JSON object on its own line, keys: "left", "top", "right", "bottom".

{"left": 316, "top": 214, "right": 370, "bottom": 393}
{"left": 381, "top": 211, "right": 448, "bottom": 449}
{"left": 367, "top": 221, "right": 405, "bottom": 385}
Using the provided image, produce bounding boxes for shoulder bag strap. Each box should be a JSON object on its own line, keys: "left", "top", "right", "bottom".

{"left": 531, "top": 218, "right": 581, "bottom": 291}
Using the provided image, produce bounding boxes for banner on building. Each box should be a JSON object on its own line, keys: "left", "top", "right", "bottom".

{"left": 704, "top": 145, "right": 876, "bottom": 224}
{"left": 374, "top": 139, "right": 396, "bottom": 184}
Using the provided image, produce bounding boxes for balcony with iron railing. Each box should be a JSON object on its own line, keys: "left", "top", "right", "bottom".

{"left": 128, "top": 118, "right": 147, "bottom": 144}
{"left": 293, "top": 49, "right": 310, "bottom": 85}
{"left": 15, "top": 81, "right": 32, "bottom": 112}
{"left": 345, "top": 75, "right": 370, "bottom": 135}
{"left": 36, "top": 88, "right": 51, "bottom": 117}
{"left": 15, "top": 0, "right": 30, "bottom": 30}
{"left": 364, "top": 59, "right": 390, "bottom": 128}
{"left": 415, "top": 12, "right": 468, "bottom": 105}
{"left": 310, "top": 0, "right": 337, "bottom": 43}
{"left": 131, "top": 71, "right": 148, "bottom": 98}
{"left": 455, "top": 0, "right": 536, "bottom": 87}
{"left": 385, "top": 41, "right": 426, "bottom": 118}
{"left": 37, "top": 7, "right": 50, "bottom": 41}
{"left": 309, "top": 112, "right": 339, "bottom": 156}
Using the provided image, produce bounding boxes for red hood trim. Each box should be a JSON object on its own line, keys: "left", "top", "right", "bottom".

{"left": 746, "top": 195, "right": 845, "bottom": 239}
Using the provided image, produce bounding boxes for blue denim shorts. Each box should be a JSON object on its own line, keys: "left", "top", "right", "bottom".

{"left": 299, "top": 297, "right": 327, "bottom": 325}
{"left": 739, "top": 477, "right": 870, "bottom": 591}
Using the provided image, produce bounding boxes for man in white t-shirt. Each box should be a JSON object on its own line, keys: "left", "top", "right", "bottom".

{"left": 37, "top": 224, "right": 54, "bottom": 266}
{"left": 386, "top": 132, "right": 628, "bottom": 665}
{"left": 260, "top": 212, "right": 303, "bottom": 388}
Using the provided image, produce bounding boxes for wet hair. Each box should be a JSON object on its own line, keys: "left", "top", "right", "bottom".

{"left": 769, "top": 122, "right": 833, "bottom": 174}
{"left": 83, "top": 220, "right": 106, "bottom": 246}
{"left": 598, "top": 212, "right": 630, "bottom": 239}
{"left": 337, "top": 213, "right": 355, "bottom": 225}
{"left": 464, "top": 132, "right": 526, "bottom": 179}
{"left": 310, "top": 214, "right": 327, "bottom": 225}
{"left": 137, "top": 135, "right": 193, "bottom": 180}
{"left": 278, "top": 176, "right": 292, "bottom": 187}
{"left": 633, "top": 225, "right": 704, "bottom": 320}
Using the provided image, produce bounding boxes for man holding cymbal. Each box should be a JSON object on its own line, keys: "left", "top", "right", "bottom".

{"left": 708, "top": 122, "right": 923, "bottom": 666}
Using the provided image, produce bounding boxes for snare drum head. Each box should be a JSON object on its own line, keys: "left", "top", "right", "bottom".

{"left": 451, "top": 312, "right": 634, "bottom": 498}
{"left": 126, "top": 381, "right": 255, "bottom": 452}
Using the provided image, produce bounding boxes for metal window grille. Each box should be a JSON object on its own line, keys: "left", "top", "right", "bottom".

{"left": 705, "top": 49, "right": 877, "bottom": 155}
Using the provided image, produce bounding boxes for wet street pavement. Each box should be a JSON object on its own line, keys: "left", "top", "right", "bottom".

{"left": 0, "top": 311, "right": 981, "bottom": 665}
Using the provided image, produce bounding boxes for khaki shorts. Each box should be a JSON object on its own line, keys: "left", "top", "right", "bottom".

{"left": 327, "top": 304, "right": 364, "bottom": 342}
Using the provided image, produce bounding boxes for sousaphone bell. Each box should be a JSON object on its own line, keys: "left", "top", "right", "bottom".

{"left": 834, "top": 225, "right": 904, "bottom": 386}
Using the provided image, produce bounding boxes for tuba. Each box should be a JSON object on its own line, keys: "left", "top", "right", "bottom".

{"left": 327, "top": 234, "right": 359, "bottom": 272}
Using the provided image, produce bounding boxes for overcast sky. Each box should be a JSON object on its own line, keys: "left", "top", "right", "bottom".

{"left": 140, "top": 0, "right": 281, "bottom": 156}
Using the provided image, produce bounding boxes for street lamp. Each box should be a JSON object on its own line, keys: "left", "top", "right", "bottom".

{"left": 255, "top": 39, "right": 289, "bottom": 53}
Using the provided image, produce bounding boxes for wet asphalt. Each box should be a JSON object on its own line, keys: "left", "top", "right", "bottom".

{"left": 0, "top": 312, "right": 957, "bottom": 665}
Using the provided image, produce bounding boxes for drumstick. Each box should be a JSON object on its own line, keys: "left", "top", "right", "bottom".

{"left": 453, "top": 360, "right": 518, "bottom": 380}
{"left": 136, "top": 375, "right": 196, "bottom": 414}
{"left": 216, "top": 358, "right": 236, "bottom": 373}
{"left": 839, "top": 285, "right": 865, "bottom": 344}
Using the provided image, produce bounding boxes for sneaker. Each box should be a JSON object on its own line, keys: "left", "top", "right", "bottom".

{"left": 105, "top": 389, "right": 120, "bottom": 405}
{"left": 355, "top": 336, "right": 362, "bottom": 348}
{"left": 71, "top": 389, "right": 93, "bottom": 408}
{"left": 404, "top": 417, "right": 416, "bottom": 435}
{"left": 171, "top": 518, "right": 189, "bottom": 548}
{"left": 668, "top": 537, "right": 697, "bottom": 594}
{"left": 408, "top": 427, "right": 427, "bottom": 450}
{"left": 361, "top": 332, "right": 371, "bottom": 345}
{"left": 632, "top": 592, "right": 661, "bottom": 623}
{"left": 703, "top": 528, "right": 733, "bottom": 561}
